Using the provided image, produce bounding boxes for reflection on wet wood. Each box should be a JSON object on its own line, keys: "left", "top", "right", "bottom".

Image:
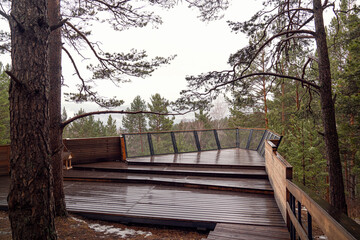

{"left": 0, "top": 148, "right": 289, "bottom": 238}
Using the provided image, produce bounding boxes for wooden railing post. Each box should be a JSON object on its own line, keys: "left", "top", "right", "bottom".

{"left": 236, "top": 128, "right": 240, "bottom": 148}
{"left": 120, "top": 136, "right": 127, "bottom": 161}
{"left": 213, "top": 129, "right": 221, "bottom": 150}
{"left": 193, "top": 131, "right": 201, "bottom": 152}
{"left": 246, "top": 129, "right": 253, "bottom": 149}
{"left": 147, "top": 133, "right": 154, "bottom": 156}
{"left": 170, "top": 132, "right": 178, "bottom": 154}
{"left": 122, "top": 135, "right": 128, "bottom": 159}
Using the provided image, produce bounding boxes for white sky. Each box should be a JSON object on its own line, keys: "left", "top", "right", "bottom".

{"left": 60, "top": 0, "right": 264, "bottom": 124}
{"left": 0, "top": 0, "right": 345, "bottom": 126}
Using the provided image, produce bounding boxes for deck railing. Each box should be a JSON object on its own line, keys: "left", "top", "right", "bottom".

{"left": 122, "top": 127, "right": 282, "bottom": 158}
{"left": 264, "top": 141, "right": 360, "bottom": 240}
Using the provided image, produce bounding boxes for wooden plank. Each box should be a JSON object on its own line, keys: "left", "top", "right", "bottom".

{"left": 206, "top": 223, "right": 290, "bottom": 240}
{"left": 64, "top": 137, "right": 123, "bottom": 164}
{"left": 286, "top": 180, "right": 358, "bottom": 240}
{"left": 264, "top": 141, "right": 292, "bottom": 223}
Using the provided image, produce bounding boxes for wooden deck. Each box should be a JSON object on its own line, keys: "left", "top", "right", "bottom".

{"left": 0, "top": 149, "right": 290, "bottom": 239}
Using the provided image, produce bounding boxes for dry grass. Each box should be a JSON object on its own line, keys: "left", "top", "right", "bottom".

{"left": 0, "top": 211, "right": 207, "bottom": 240}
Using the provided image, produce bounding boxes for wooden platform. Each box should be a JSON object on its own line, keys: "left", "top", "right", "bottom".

{"left": 204, "top": 223, "right": 291, "bottom": 240}
{"left": 127, "top": 148, "right": 266, "bottom": 167}
{"left": 0, "top": 149, "right": 290, "bottom": 239}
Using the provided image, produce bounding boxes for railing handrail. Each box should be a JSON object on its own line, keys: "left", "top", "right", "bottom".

{"left": 264, "top": 140, "right": 360, "bottom": 240}
{"left": 120, "top": 127, "right": 268, "bottom": 136}
{"left": 286, "top": 180, "right": 359, "bottom": 240}
{"left": 122, "top": 128, "right": 282, "bottom": 158}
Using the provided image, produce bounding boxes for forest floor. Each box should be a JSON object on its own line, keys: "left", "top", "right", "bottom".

{"left": 0, "top": 211, "right": 207, "bottom": 240}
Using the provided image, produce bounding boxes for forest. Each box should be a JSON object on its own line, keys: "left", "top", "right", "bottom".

{"left": 0, "top": 0, "right": 359, "bottom": 238}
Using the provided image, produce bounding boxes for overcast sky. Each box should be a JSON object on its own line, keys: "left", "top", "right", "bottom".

{"left": 0, "top": 0, "right": 342, "bottom": 126}
{"left": 60, "top": 0, "right": 264, "bottom": 124}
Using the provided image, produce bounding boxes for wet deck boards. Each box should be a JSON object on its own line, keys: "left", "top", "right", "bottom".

{"left": 63, "top": 181, "right": 284, "bottom": 227}
{"left": 0, "top": 149, "right": 290, "bottom": 239}
{"left": 204, "top": 223, "right": 290, "bottom": 240}
{"left": 127, "top": 148, "right": 265, "bottom": 167}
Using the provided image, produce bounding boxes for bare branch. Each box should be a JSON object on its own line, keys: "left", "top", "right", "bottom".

{"left": 50, "top": 18, "right": 68, "bottom": 31}
{"left": 65, "top": 21, "right": 103, "bottom": 61}
{"left": 0, "top": 9, "right": 9, "bottom": 20}
{"left": 10, "top": 13, "right": 24, "bottom": 32}
{"left": 202, "top": 72, "right": 320, "bottom": 96}
{"left": 61, "top": 110, "right": 189, "bottom": 129}
{"left": 239, "top": 29, "right": 316, "bottom": 76}
{"left": 5, "top": 71, "right": 27, "bottom": 88}
{"left": 301, "top": 57, "right": 313, "bottom": 80}
{"left": 62, "top": 46, "right": 87, "bottom": 93}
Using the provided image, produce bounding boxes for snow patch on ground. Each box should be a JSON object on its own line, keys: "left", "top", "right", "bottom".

{"left": 70, "top": 216, "right": 152, "bottom": 238}
{"left": 88, "top": 223, "right": 152, "bottom": 238}
{"left": 71, "top": 217, "right": 86, "bottom": 223}
{"left": 315, "top": 236, "right": 328, "bottom": 240}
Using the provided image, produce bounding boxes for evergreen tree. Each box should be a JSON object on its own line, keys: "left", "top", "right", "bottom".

{"left": 0, "top": 63, "right": 10, "bottom": 145}
{"left": 122, "top": 96, "right": 147, "bottom": 133}
{"left": 65, "top": 109, "right": 104, "bottom": 138}
{"left": 178, "top": 0, "right": 350, "bottom": 213}
{"left": 195, "top": 108, "right": 212, "bottom": 129}
{"left": 147, "top": 94, "right": 174, "bottom": 132}
{"left": 104, "top": 115, "right": 118, "bottom": 136}
{"left": 327, "top": 0, "right": 360, "bottom": 211}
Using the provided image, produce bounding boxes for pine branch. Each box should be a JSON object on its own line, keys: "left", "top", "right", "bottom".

{"left": 50, "top": 18, "right": 68, "bottom": 31}
{"left": 0, "top": 9, "right": 9, "bottom": 20}
{"left": 5, "top": 71, "right": 27, "bottom": 89}
{"left": 238, "top": 29, "right": 316, "bottom": 76}
{"left": 200, "top": 72, "right": 320, "bottom": 96}
{"left": 61, "top": 110, "right": 189, "bottom": 129}
{"left": 62, "top": 46, "right": 87, "bottom": 93}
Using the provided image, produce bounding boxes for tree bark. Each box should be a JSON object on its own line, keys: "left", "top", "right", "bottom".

{"left": 8, "top": 0, "right": 57, "bottom": 239}
{"left": 313, "top": 0, "right": 347, "bottom": 213}
{"left": 48, "top": 0, "right": 67, "bottom": 217}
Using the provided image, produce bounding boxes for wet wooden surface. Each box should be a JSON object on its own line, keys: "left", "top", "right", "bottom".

{"left": 65, "top": 181, "right": 284, "bottom": 226}
{"left": 204, "top": 223, "right": 290, "bottom": 240}
{"left": 64, "top": 170, "right": 273, "bottom": 193}
{"left": 127, "top": 149, "right": 265, "bottom": 167}
{"left": 0, "top": 148, "right": 289, "bottom": 238}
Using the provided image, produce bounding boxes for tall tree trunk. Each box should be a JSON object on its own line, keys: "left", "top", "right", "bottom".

{"left": 48, "top": 0, "right": 67, "bottom": 217}
{"left": 313, "top": 0, "right": 347, "bottom": 213}
{"left": 262, "top": 53, "right": 268, "bottom": 129}
{"left": 7, "top": 0, "right": 57, "bottom": 239}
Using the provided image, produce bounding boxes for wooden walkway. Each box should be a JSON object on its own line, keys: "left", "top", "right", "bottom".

{"left": 0, "top": 149, "right": 290, "bottom": 239}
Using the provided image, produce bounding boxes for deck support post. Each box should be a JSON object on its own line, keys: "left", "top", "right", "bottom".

{"left": 193, "top": 131, "right": 201, "bottom": 151}
{"left": 213, "top": 130, "right": 221, "bottom": 150}
{"left": 147, "top": 133, "right": 154, "bottom": 156}
{"left": 246, "top": 129, "right": 253, "bottom": 149}
{"left": 236, "top": 128, "right": 240, "bottom": 148}
{"left": 308, "top": 212, "right": 313, "bottom": 240}
{"left": 256, "top": 130, "right": 267, "bottom": 152}
{"left": 171, "top": 132, "right": 178, "bottom": 154}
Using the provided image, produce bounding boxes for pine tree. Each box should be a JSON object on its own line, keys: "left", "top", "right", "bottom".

{"left": 104, "top": 115, "right": 118, "bottom": 136}
{"left": 122, "top": 96, "right": 147, "bottom": 133}
{"left": 147, "top": 94, "right": 174, "bottom": 132}
{"left": 327, "top": 0, "right": 360, "bottom": 212}
{"left": 65, "top": 109, "right": 105, "bottom": 138}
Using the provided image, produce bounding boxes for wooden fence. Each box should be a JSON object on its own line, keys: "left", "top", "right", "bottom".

{"left": 264, "top": 141, "right": 360, "bottom": 240}
{"left": 0, "top": 145, "right": 10, "bottom": 176}
{"left": 63, "top": 136, "right": 126, "bottom": 165}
